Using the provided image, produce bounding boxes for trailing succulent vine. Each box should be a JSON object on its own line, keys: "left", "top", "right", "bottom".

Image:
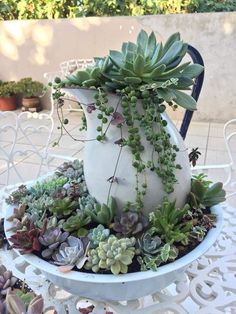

{"left": 52, "top": 30, "right": 204, "bottom": 209}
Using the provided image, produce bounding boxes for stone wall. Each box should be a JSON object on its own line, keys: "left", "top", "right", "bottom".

{"left": 0, "top": 13, "right": 235, "bottom": 121}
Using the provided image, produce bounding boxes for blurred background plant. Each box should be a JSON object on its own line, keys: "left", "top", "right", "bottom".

{"left": 0, "top": 0, "right": 235, "bottom": 20}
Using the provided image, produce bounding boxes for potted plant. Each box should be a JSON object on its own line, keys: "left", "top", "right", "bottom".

{"left": 17, "top": 77, "right": 46, "bottom": 112}
{"left": 0, "top": 81, "right": 18, "bottom": 111}
{"left": 4, "top": 30, "right": 226, "bottom": 301}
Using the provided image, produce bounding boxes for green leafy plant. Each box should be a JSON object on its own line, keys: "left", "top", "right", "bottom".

{"left": 17, "top": 77, "right": 46, "bottom": 98}
{"left": 0, "top": 81, "right": 19, "bottom": 97}
{"left": 149, "top": 200, "right": 193, "bottom": 245}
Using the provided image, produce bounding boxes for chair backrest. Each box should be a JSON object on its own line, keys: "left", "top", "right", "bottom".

{"left": 179, "top": 44, "right": 205, "bottom": 139}
{"left": 0, "top": 111, "right": 54, "bottom": 185}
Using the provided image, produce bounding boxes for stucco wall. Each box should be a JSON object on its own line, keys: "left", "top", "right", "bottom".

{"left": 0, "top": 13, "right": 235, "bottom": 121}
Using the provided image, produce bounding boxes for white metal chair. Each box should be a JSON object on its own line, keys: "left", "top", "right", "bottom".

{"left": 193, "top": 119, "right": 236, "bottom": 199}
{"left": 0, "top": 111, "right": 54, "bottom": 186}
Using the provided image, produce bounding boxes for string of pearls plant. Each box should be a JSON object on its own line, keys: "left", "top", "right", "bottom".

{"left": 51, "top": 30, "right": 204, "bottom": 210}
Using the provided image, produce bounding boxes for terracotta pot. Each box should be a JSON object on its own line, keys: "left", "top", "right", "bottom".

{"left": 22, "top": 96, "right": 40, "bottom": 108}
{"left": 0, "top": 95, "right": 17, "bottom": 111}
{"left": 63, "top": 88, "right": 191, "bottom": 215}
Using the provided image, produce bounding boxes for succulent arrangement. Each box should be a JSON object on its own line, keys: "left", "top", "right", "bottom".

{"left": 0, "top": 264, "right": 44, "bottom": 314}
{"left": 3, "top": 31, "right": 226, "bottom": 278}
{"left": 5, "top": 159, "right": 225, "bottom": 275}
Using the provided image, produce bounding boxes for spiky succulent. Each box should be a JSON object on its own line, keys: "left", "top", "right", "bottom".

{"left": 188, "top": 179, "right": 226, "bottom": 209}
{"left": 112, "top": 210, "right": 148, "bottom": 236}
{"left": 8, "top": 222, "right": 41, "bottom": 254}
{"left": 49, "top": 197, "right": 78, "bottom": 217}
{"left": 149, "top": 200, "right": 193, "bottom": 245}
{"left": 85, "top": 235, "right": 136, "bottom": 275}
{"left": 0, "top": 265, "right": 17, "bottom": 296}
{"left": 62, "top": 212, "right": 91, "bottom": 236}
{"left": 88, "top": 224, "right": 110, "bottom": 248}
{"left": 39, "top": 227, "right": 69, "bottom": 259}
{"left": 5, "top": 290, "right": 44, "bottom": 314}
{"left": 85, "top": 197, "right": 116, "bottom": 226}
{"left": 5, "top": 185, "right": 29, "bottom": 205}
{"left": 52, "top": 236, "right": 89, "bottom": 271}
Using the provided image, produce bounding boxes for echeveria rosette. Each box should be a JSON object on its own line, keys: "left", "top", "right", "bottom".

{"left": 137, "top": 229, "right": 162, "bottom": 256}
{"left": 88, "top": 224, "right": 110, "bottom": 248}
{"left": 112, "top": 211, "right": 148, "bottom": 236}
{"left": 85, "top": 235, "right": 136, "bottom": 275}
{"left": 63, "top": 30, "right": 204, "bottom": 111}
{"left": 39, "top": 227, "right": 69, "bottom": 259}
{"left": 52, "top": 236, "right": 89, "bottom": 272}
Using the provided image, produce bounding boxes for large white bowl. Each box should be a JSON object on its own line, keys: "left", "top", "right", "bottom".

{"left": 4, "top": 203, "right": 223, "bottom": 301}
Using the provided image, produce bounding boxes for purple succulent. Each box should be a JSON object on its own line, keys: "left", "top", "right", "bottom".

{"left": 39, "top": 227, "right": 69, "bottom": 259}
{"left": 112, "top": 211, "right": 148, "bottom": 236}
{"left": 52, "top": 236, "right": 89, "bottom": 272}
{"left": 0, "top": 265, "right": 17, "bottom": 296}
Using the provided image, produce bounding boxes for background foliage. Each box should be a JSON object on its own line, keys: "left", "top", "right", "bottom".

{"left": 0, "top": 0, "right": 235, "bottom": 20}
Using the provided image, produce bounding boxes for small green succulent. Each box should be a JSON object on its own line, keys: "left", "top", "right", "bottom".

{"left": 85, "top": 235, "right": 136, "bottom": 275}
{"left": 138, "top": 243, "right": 178, "bottom": 271}
{"left": 55, "top": 159, "right": 85, "bottom": 182}
{"left": 88, "top": 224, "right": 110, "bottom": 248}
{"left": 49, "top": 197, "right": 78, "bottom": 217}
{"left": 188, "top": 179, "right": 226, "bottom": 208}
{"left": 29, "top": 176, "right": 68, "bottom": 198}
{"left": 85, "top": 197, "right": 116, "bottom": 226}
{"left": 137, "top": 229, "right": 162, "bottom": 256}
{"left": 149, "top": 200, "right": 193, "bottom": 245}
{"left": 5, "top": 185, "right": 29, "bottom": 205}
{"left": 62, "top": 212, "right": 91, "bottom": 236}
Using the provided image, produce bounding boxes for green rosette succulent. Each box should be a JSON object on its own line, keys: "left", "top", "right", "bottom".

{"left": 85, "top": 197, "right": 116, "bottom": 226}
{"left": 49, "top": 197, "right": 78, "bottom": 217}
{"left": 85, "top": 235, "right": 136, "bottom": 275}
{"left": 62, "top": 212, "right": 91, "bottom": 236}
{"left": 88, "top": 224, "right": 110, "bottom": 248}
